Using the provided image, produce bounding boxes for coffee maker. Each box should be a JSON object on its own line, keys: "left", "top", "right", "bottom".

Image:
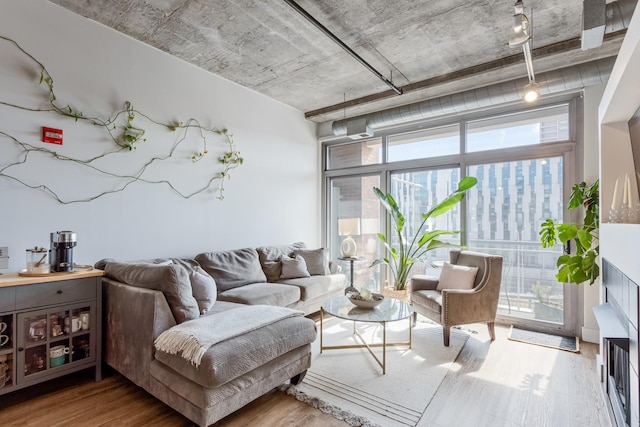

{"left": 50, "top": 231, "right": 77, "bottom": 272}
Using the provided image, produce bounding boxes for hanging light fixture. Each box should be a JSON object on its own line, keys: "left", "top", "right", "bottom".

{"left": 509, "top": 0, "right": 539, "bottom": 102}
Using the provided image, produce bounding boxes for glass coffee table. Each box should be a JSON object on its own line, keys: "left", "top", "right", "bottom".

{"left": 320, "top": 295, "right": 414, "bottom": 374}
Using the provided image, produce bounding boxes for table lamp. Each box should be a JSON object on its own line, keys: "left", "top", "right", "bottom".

{"left": 338, "top": 218, "right": 360, "bottom": 257}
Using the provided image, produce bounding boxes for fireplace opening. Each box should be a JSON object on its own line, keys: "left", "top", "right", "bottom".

{"left": 607, "top": 338, "right": 631, "bottom": 427}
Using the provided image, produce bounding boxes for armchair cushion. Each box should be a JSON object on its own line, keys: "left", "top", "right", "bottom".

{"left": 411, "top": 290, "right": 442, "bottom": 314}
{"left": 436, "top": 262, "right": 478, "bottom": 291}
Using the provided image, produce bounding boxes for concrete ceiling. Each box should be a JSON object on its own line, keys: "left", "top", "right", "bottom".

{"left": 49, "top": 0, "right": 635, "bottom": 124}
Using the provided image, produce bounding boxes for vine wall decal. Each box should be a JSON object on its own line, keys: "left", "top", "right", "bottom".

{"left": 0, "top": 35, "right": 244, "bottom": 204}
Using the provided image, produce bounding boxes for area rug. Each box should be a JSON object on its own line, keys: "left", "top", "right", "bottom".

{"left": 282, "top": 319, "right": 469, "bottom": 427}
{"left": 508, "top": 326, "right": 580, "bottom": 353}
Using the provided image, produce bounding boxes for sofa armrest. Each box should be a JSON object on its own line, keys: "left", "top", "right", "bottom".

{"left": 329, "top": 261, "right": 342, "bottom": 274}
{"left": 442, "top": 287, "right": 495, "bottom": 325}
{"left": 410, "top": 275, "right": 439, "bottom": 292}
{"left": 103, "top": 278, "right": 176, "bottom": 390}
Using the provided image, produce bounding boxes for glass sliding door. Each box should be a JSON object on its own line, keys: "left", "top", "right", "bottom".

{"left": 323, "top": 100, "right": 579, "bottom": 333}
{"left": 329, "top": 175, "right": 381, "bottom": 292}
{"left": 467, "top": 156, "right": 571, "bottom": 332}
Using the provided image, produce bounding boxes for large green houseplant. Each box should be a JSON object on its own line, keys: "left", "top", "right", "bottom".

{"left": 539, "top": 180, "right": 599, "bottom": 285}
{"left": 371, "top": 176, "right": 478, "bottom": 291}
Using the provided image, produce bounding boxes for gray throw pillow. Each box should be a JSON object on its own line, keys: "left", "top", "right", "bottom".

{"left": 280, "top": 255, "right": 311, "bottom": 279}
{"left": 103, "top": 262, "right": 200, "bottom": 323}
{"left": 195, "top": 248, "right": 267, "bottom": 291}
{"left": 256, "top": 242, "right": 306, "bottom": 282}
{"left": 293, "top": 248, "right": 330, "bottom": 276}
{"left": 171, "top": 259, "right": 217, "bottom": 314}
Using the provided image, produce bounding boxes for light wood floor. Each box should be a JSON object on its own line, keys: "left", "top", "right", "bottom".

{"left": 0, "top": 323, "right": 612, "bottom": 427}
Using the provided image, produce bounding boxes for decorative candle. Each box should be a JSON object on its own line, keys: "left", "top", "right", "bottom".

{"left": 627, "top": 174, "right": 633, "bottom": 207}
{"left": 623, "top": 174, "right": 629, "bottom": 206}
{"left": 612, "top": 178, "right": 620, "bottom": 210}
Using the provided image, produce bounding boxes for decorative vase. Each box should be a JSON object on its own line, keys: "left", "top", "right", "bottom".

{"left": 340, "top": 236, "right": 357, "bottom": 257}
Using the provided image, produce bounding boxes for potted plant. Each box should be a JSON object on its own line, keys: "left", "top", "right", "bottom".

{"left": 539, "top": 180, "right": 599, "bottom": 285}
{"left": 371, "top": 176, "right": 478, "bottom": 291}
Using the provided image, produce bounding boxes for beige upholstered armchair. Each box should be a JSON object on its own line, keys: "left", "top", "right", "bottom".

{"left": 410, "top": 250, "right": 503, "bottom": 346}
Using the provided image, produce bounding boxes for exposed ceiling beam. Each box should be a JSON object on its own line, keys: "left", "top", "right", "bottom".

{"left": 305, "top": 30, "right": 627, "bottom": 120}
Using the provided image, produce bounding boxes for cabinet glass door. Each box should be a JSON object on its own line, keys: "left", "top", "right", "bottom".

{"left": 17, "top": 302, "right": 95, "bottom": 383}
{"left": 0, "top": 313, "right": 14, "bottom": 390}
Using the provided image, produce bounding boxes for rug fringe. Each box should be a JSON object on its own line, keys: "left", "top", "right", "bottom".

{"left": 281, "top": 384, "right": 382, "bottom": 427}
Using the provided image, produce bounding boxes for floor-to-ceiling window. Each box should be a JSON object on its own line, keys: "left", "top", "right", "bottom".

{"left": 324, "top": 98, "right": 579, "bottom": 334}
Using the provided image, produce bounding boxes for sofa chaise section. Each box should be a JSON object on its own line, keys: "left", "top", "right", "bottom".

{"left": 101, "top": 259, "right": 317, "bottom": 427}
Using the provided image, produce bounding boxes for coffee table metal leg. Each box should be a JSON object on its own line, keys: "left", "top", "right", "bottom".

{"left": 382, "top": 321, "right": 386, "bottom": 374}
{"left": 320, "top": 307, "right": 324, "bottom": 353}
{"left": 322, "top": 317, "right": 411, "bottom": 374}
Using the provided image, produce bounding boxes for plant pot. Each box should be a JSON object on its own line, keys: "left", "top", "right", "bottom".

{"left": 383, "top": 285, "right": 410, "bottom": 303}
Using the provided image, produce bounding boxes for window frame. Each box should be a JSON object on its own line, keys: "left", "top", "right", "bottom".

{"left": 322, "top": 94, "right": 582, "bottom": 335}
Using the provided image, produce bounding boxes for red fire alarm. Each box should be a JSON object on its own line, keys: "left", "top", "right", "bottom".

{"left": 42, "top": 127, "right": 63, "bottom": 145}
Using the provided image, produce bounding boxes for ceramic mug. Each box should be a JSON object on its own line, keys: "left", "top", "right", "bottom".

{"left": 71, "top": 316, "right": 81, "bottom": 333}
{"left": 0, "top": 334, "right": 8, "bottom": 348}
{"left": 79, "top": 312, "right": 90, "bottom": 330}
{"left": 50, "top": 345, "right": 69, "bottom": 367}
{"left": 50, "top": 355, "right": 65, "bottom": 368}
{"left": 0, "top": 321, "right": 6, "bottom": 334}
{"left": 50, "top": 345, "right": 70, "bottom": 359}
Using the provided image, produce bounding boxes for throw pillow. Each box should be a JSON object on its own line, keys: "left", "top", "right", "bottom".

{"left": 436, "top": 262, "right": 479, "bottom": 291}
{"left": 171, "top": 258, "right": 217, "bottom": 315}
{"left": 293, "top": 248, "right": 330, "bottom": 276}
{"left": 280, "top": 254, "right": 311, "bottom": 279}
{"left": 256, "top": 242, "right": 306, "bottom": 282}
{"left": 103, "top": 262, "right": 200, "bottom": 323}
{"left": 195, "top": 248, "right": 267, "bottom": 291}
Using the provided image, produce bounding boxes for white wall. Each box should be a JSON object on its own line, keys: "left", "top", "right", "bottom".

{"left": 0, "top": 1, "right": 320, "bottom": 271}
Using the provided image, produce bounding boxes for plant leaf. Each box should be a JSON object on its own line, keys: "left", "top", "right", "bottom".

{"left": 539, "top": 218, "right": 559, "bottom": 248}
{"left": 423, "top": 176, "right": 477, "bottom": 219}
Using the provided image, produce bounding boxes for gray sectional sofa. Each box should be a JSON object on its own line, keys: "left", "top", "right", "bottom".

{"left": 96, "top": 243, "right": 345, "bottom": 427}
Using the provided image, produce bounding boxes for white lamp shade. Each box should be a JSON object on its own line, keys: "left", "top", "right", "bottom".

{"left": 338, "top": 218, "right": 361, "bottom": 236}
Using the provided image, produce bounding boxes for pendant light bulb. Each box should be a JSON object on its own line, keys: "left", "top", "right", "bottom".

{"left": 523, "top": 82, "right": 540, "bottom": 102}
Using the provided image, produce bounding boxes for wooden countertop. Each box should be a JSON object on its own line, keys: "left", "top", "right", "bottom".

{"left": 0, "top": 269, "right": 105, "bottom": 288}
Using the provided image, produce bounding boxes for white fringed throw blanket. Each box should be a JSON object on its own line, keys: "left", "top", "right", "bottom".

{"left": 154, "top": 305, "right": 304, "bottom": 367}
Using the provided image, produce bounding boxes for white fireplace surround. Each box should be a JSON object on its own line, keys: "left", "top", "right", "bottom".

{"left": 595, "top": 259, "right": 637, "bottom": 426}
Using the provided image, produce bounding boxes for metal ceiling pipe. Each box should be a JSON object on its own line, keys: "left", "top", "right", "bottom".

{"left": 283, "top": 0, "right": 403, "bottom": 95}
{"left": 332, "top": 57, "right": 616, "bottom": 136}
{"left": 605, "top": 0, "right": 638, "bottom": 33}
